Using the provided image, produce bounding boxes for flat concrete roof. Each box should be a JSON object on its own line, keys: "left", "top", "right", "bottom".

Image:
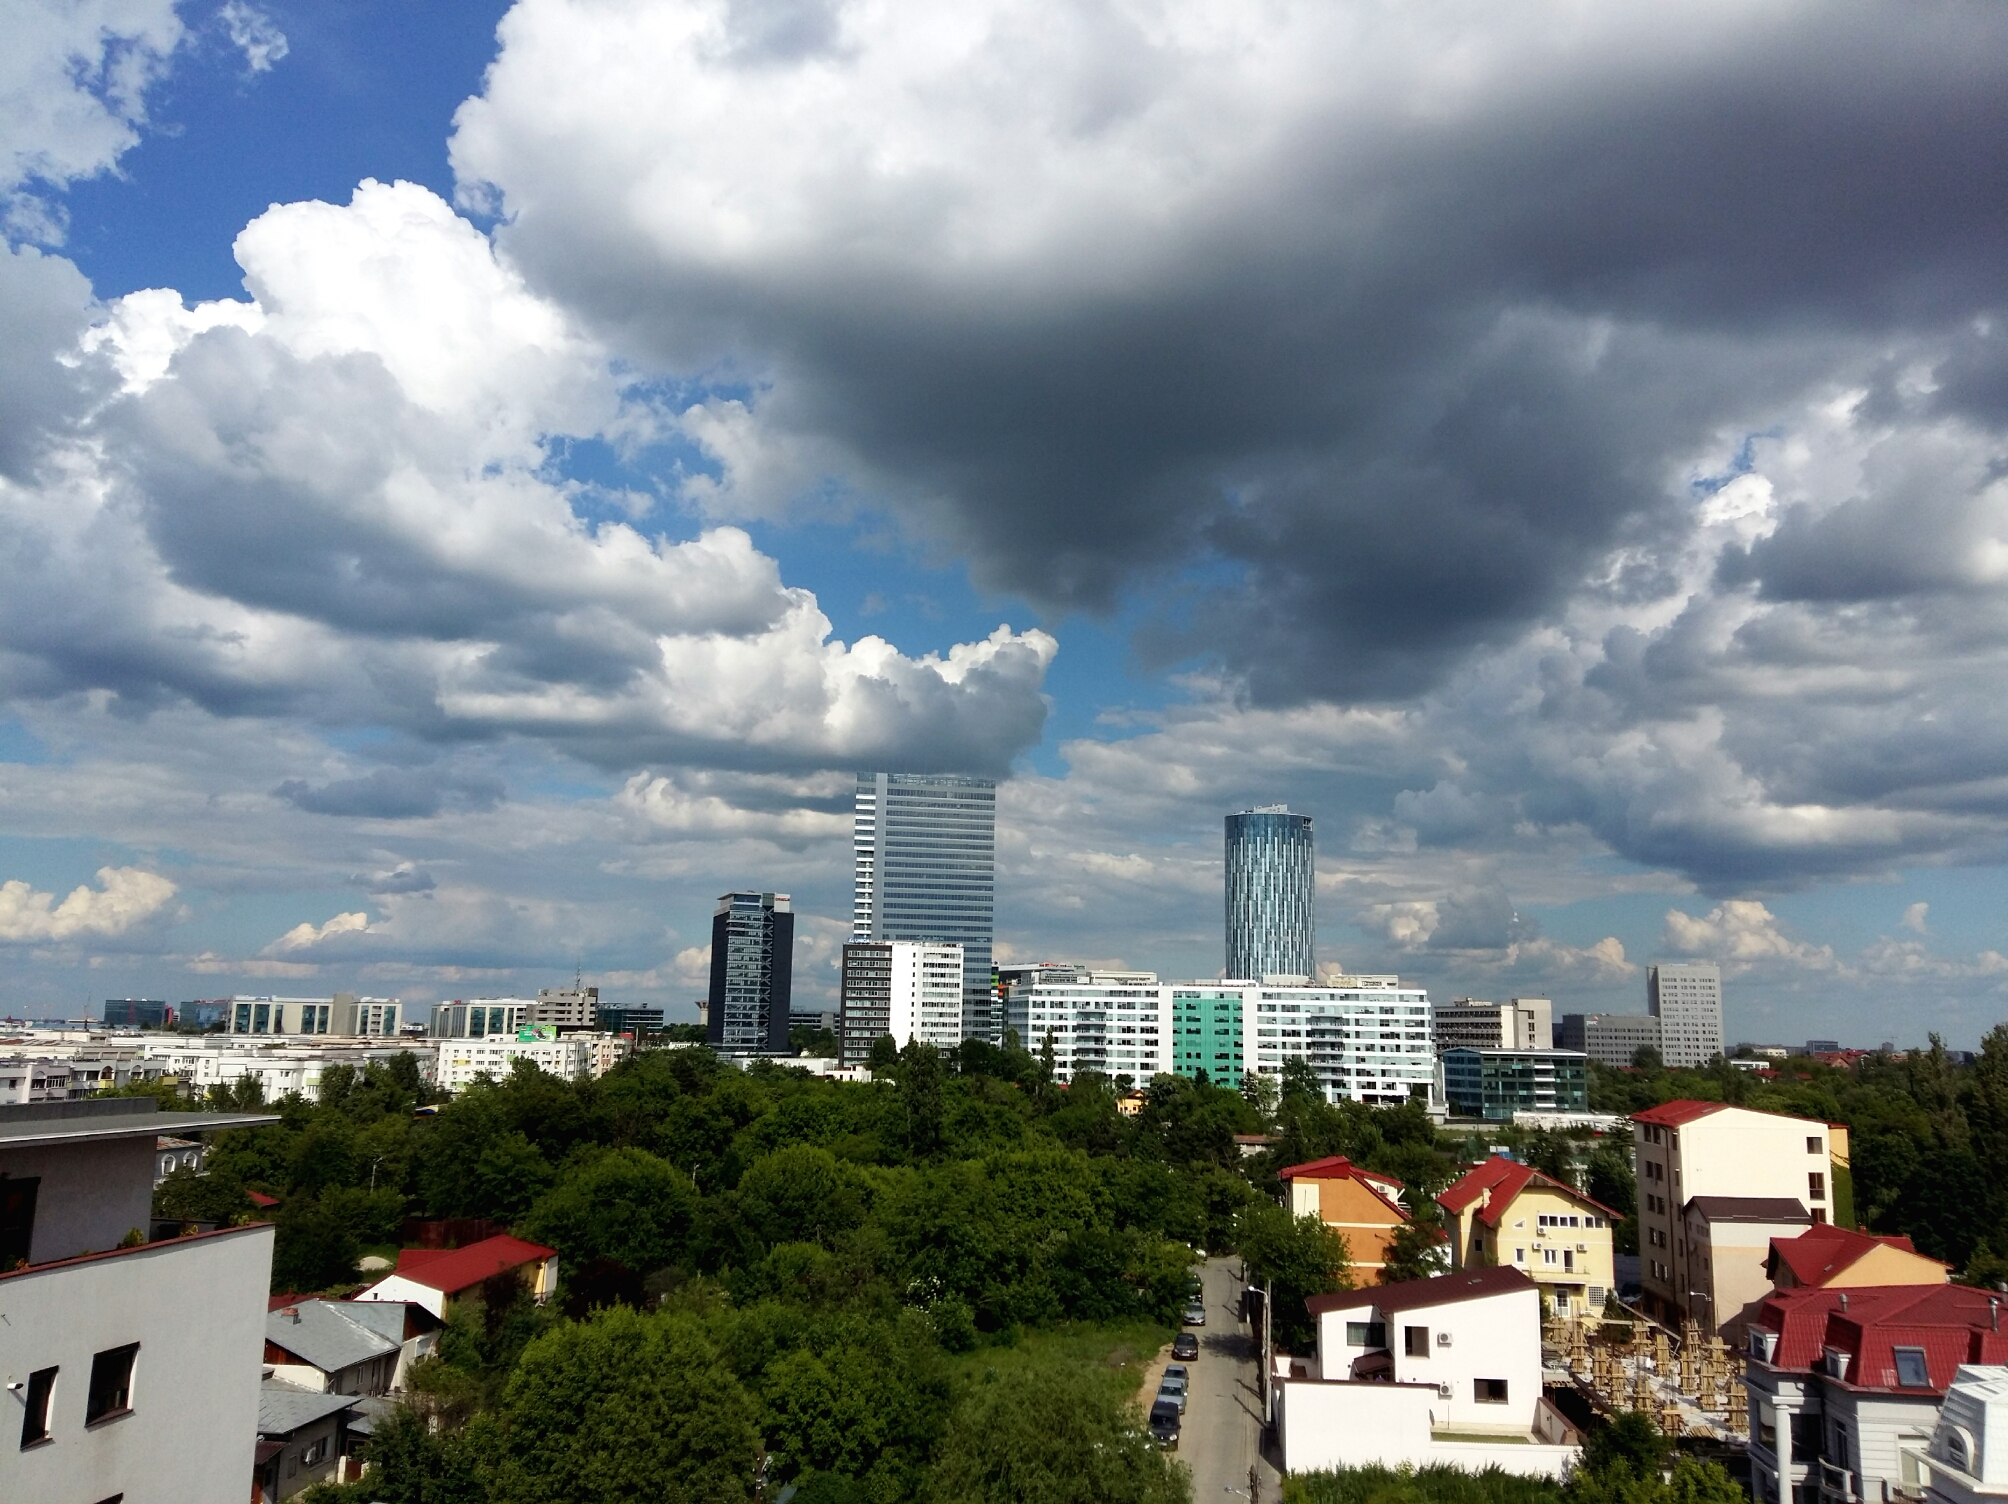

{"left": 0, "top": 1097, "right": 279, "bottom": 1147}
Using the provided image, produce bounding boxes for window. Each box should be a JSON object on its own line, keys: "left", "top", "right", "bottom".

{"left": 19, "top": 1366, "right": 55, "bottom": 1448}
{"left": 302, "top": 1436, "right": 329, "bottom": 1466}
{"left": 1811, "top": 1208, "right": 1827, "bottom": 1224}
{"left": 1404, "top": 1326, "right": 1430, "bottom": 1357}
{"left": 0, "top": 1175, "right": 37, "bottom": 1269}
{"left": 1345, "top": 1322, "right": 1386, "bottom": 1347}
{"left": 1514, "top": 1247, "right": 1525, "bottom": 1263}
{"left": 1809, "top": 1172, "right": 1826, "bottom": 1200}
{"left": 1893, "top": 1348, "right": 1930, "bottom": 1388}
{"left": 85, "top": 1344, "right": 138, "bottom": 1425}
{"left": 1807, "top": 1136, "right": 1823, "bottom": 1154}
{"left": 1476, "top": 1378, "right": 1510, "bottom": 1404}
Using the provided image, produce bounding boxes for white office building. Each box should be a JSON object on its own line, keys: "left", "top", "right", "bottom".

{"left": 1647, "top": 962, "right": 1724, "bottom": 1068}
{"left": 429, "top": 999, "right": 533, "bottom": 1038}
{"left": 1432, "top": 998, "right": 1552, "bottom": 1054}
{"left": 1249, "top": 975, "right": 1436, "bottom": 1105}
{"left": 226, "top": 994, "right": 403, "bottom": 1038}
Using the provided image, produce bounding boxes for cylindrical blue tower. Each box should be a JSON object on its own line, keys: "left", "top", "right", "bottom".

{"left": 1225, "top": 806, "right": 1315, "bottom": 980}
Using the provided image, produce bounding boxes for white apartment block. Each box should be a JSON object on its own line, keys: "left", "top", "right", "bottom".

{"left": 1004, "top": 971, "right": 1434, "bottom": 1102}
{"left": 433, "top": 1033, "right": 631, "bottom": 1094}
{"left": 1647, "top": 961, "right": 1724, "bottom": 1068}
{"left": 1433, "top": 998, "right": 1553, "bottom": 1054}
{"left": 136, "top": 1039, "right": 433, "bottom": 1102}
{"left": 885, "top": 942, "right": 966, "bottom": 1051}
{"left": 1007, "top": 971, "right": 1172, "bottom": 1083}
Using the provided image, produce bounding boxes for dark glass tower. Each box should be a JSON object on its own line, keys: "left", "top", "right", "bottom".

{"left": 1224, "top": 806, "right": 1315, "bottom": 980}
{"left": 706, "top": 891, "right": 794, "bottom": 1052}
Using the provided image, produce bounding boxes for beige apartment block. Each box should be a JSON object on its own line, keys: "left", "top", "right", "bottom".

{"left": 1437, "top": 1156, "right": 1619, "bottom": 1318}
{"left": 1681, "top": 1196, "right": 1812, "bottom": 1341}
{"left": 1632, "top": 1100, "right": 1850, "bottom": 1326}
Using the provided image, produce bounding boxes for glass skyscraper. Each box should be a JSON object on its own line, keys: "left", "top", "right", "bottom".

{"left": 707, "top": 891, "right": 794, "bottom": 1052}
{"left": 1224, "top": 805, "right": 1315, "bottom": 981}
{"left": 854, "top": 773, "right": 997, "bottom": 1041}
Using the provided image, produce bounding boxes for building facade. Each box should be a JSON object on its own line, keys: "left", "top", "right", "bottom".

{"left": 1006, "top": 970, "right": 1170, "bottom": 1082}
{"left": 101, "top": 999, "right": 171, "bottom": 1029}
{"left": 429, "top": 999, "right": 532, "bottom": 1038}
{"left": 837, "top": 940, "right": 966, "bottom": 1059}
{"left": 1280, "top": 1155, "right": 1413, "bottom": 1277}
{"left": 1647, "top": 961, "right": 1724, "bottom": 1068}
{"left": 1171, "top": 984, "right": 1247, "bottom": 1082}
{"left": 529, "top": 985, "right": 599, "bottom": 1030}
{"left": 1914, "top": 1365, "right": 2008, "bottom": 1504}
{"left": 1225, "top": 805, "right": 1315, "bottom": 981}
{"left": 1442, "top": 1049, "right": 1590, "bottom": 1121}
{"left": 432, "top": 1033, "right": 630, "bottom": 1093}
{"left": 1433, "top": 999, "right": 1553, "bottom": 1054}
{"left": 228, "top": 995, "right": 403, "bottom": 1038}
{"left": 1744, "top": 1284, "right": 2008, "bottom": 1504}
{"left": 1437, "top": 1156, "right": 1618, "bottom": 1318}
{"left": 707, "top": 892, "right": 794, "bottom": 1052}
{"left": 1557, "top": 1012, "right": 1663, "bottom": 1068}
{"left": 853, "top": 772, "right": 998, "bottom": 1042}
{"left": 0, "top": 1096, "right": 278, "bottom": 1504}
{"left": 595, "top": 1005, "right": 665, "bottom": 1037}
{"left": 1682, "top": 1197, "right": 1815, "bottom": 1340}
{"left": 1632, "top": 1100, "right": 1849, "bottom": 1325}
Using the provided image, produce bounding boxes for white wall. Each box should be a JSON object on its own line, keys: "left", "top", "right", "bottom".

{"left": 0, "top": 1224, "right": 273, "bottom": 1504}
{"left": 0, "top": 1138, "right": 156, "bottom": 1264}
{"left": 1280, "top": 1380, "right": 1436, "bottom": 1470}
{"left": 1384, "top": 1286, "right": 1546, "bottom": 1434}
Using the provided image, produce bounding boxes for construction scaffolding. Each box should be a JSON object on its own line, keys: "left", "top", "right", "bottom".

{"left": 1544, "top": 1308, "right": 1748, "bottom": 1444}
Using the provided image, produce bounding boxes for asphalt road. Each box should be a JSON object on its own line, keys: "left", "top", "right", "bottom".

{"left": 1176, "top": 1257, "right": 1284, "bottom": 1504}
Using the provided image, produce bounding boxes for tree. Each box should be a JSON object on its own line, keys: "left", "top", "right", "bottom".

{"left": 1579, "top": 1410, "right": 1669, "bottom": 1481}
{"left": 298, "top": 1405, "right": 486, "bottom": 1504}
{"left": 520, "top": 1147, "right": 696, "bottom": 1278}
{"left": 1379, "top": 1219, "right": 1447, "bottom": 1285}
{"left": 271, "top": 1194, "right": 361, "bottom": 1292}
{"left": 897, "top": 1040, "right": 946, "bottom": 1157}
{"left": 487, "top": 1306, "right": 760, "bottom": 1504}
{"left": 926, "top": 1366, "right": 1191, "bottom": 1504}
{"left": 1630, "top": 1045, "right": 1664, "bottom": 1072}
{"left": 1235, "top": 1201, "right": 1351, "bottom": 1350}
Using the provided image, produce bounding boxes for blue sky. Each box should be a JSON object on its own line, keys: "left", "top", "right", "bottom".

{"left": 2, "top": 0, "right": 2006, "bottom": 1047}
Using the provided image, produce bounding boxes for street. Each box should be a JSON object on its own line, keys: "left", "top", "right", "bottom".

{"left": 1177, "top": 1256, "right": 1284, "bottom": 1504}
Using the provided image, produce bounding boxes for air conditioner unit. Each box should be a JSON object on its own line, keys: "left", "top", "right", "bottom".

{"left": 1437, "top": 1332, "right": 1453, "bottom": 1347}
{"left": 1438, "top": 1383, "right": 1454, "bottom": 1398}
{"left": 1576, "top": 1244, "right": 1589, "bottom": 1253}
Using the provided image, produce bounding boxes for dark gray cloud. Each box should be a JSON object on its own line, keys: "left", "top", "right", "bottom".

{"left": 275, "top": 767, "right": 504, "bottom": 819}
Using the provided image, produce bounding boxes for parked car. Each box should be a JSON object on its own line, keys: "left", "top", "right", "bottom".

{"left": 1149, "top": 1398, "right": 1181, "bottom": 1449}
{"left": 1172, "top": 1332, "right": 1200, "bottom": 1361}
{"left": 1182, "top": 1301, "right": 1207, "bottom": 1326}
{"left": 1164, "top": 1363, "right": 1189, "bottom": 1385}
{"left": 1156, "top": 1374, "right": 1188, "bottom": 1414}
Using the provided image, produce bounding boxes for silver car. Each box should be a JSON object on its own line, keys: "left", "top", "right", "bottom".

{"left": 1182, "top": 1301, "right": 1207, "bottom": 1326}
{"left": 1156, "top": 1373, "right": 1188, "bottom": 1414}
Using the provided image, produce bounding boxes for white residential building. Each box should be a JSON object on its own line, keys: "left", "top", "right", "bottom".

{"left": 1648, "top": 961, "right": 1724, "bottom": 1068}
{"left": 1914, "top": 1365, "right": 2008, "bottom": 1504}
{"left": 0, "top": 1096, "right": 279, "bottom": 1503}
{"left": 433, "top": 1032, "right": 630, "bottom": 1093}
{"left": 1249, "top": 975, "right": 1435, "bottom": 1106}
{"left": 1006, "top": 971, "right": 1171, "bottom": 1082}
{"left": 136, "top": 1038, "right": 434, "bottom": 1102}
{"left": 1277, "top": 1266, "right": 1580, "bottom": 1476}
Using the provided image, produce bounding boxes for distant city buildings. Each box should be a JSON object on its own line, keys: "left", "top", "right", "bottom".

{"left": 853, "top": 772, "right": 998, "bottom": 1041}
{"left": 1647, "top": 960, "right": 1724, "bottom": 1068}
{"left": 1006, "top": 969, "right": 1169, "bottom": 1081}
{"left": 1557, "top": 1011, "right": 1662, "bottom": 1067}
{"left": 597, "top": 1004, "right": 665, "bottom": 1037}
{"left": 429, "top": 999, "right": 532, "bottom": 1038}
{"left": 1171, "top": 982, "right": 1247, "bottom": 1082}
{"left": 434, "top": 1033, "right": 630, "bottom": 1094}
{"left": 1224, "top": 805, "right": 1316, "bottom": 981}
{"left": 1432, "top": 998, "right": 1552, "bottom": 1054}
{"left": 707, "top": 891, "right": 794, "bottom": 1052}
{"left": 531, "top": 985, "right": 599, "bottom": 1030}
{"left": 1442, "top": 1047, "right": 1590, "bottom": 1121}
{"left": 226, "top": 994, "right": 404, "bottom": 1038}
{"left": 101, "top": 998, "right": 170, "bottom": 1029}
{"left": 839, "top": 940, "right": 964, "bottom": 1061}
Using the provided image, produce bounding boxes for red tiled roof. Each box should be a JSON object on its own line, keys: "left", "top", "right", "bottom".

{"left": 1436, "top": 1155, "right": 1622, "bottom": 1227}
{"left": 1752, "top": 1284, "right": 2008, "bottom": 1393}
{"left": 1768, "top": 1224, "right": 1943, "bottom": 1287}
{"left": 247, "top": 1190, "right": 280, "bottom": 1208}
{"left": 385, "top": 1234, "right": 554, "bottom": 1294}
{"left": 1276, "top": 1155, "right": 1409, "bottom": 1220}
{"left": 1307, "top": 1264, "right": 1536, "bottom": 1318}
{"left": 1632, "top": 1099, "right": 1730, "bottom": 1127}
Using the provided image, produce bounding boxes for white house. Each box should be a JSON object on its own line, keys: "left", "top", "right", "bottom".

{"left": 355, "top": 1234, "right": 558, "bottom": 1321}
{"left": 1912, "top": 1365, "right": 2008, "bottom": 1504}
{"left": 0, "top": 1096, "right": 278, "bottom": 1504}
{"left": 1276, "top": 1265, "right": 1580, "bottom": 1477}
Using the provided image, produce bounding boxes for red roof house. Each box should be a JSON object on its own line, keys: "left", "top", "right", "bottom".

{"left": 1277, "top": 1156, "right": 1411, "bottom": 1276}
{"left": 353, "top": 1234, "right": 557, "bottom": 1319}
{"left": 1767, "top": 1222, "right": 1950, "bottom": 1291}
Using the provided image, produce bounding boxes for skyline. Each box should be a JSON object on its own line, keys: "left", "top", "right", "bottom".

{"left": 2, "top": 2, "right": 2007, "bottom": 1050}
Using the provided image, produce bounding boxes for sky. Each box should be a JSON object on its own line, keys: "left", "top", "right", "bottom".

{"left": 2, "top": 0, "right": 2007, "bottom": 1048}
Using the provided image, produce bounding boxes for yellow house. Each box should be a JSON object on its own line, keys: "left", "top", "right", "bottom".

{"left": 1436, "top": 1156, "right": 1619, "bottom": 1318}
{"left": 1767, "top": 1223, "right": 1950, "bottom": 1291}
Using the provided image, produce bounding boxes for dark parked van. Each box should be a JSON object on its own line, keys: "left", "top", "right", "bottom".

{"left": 1149, "top": 1398, "right": 1182, "bottom": 1449}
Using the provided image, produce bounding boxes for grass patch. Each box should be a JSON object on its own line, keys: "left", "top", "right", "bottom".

{"left": 944, "top": 1318, "right": 1177, "bottom": 1408}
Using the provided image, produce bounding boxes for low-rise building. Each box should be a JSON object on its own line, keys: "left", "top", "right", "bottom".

{"left": 1276, "top": 1266, "right": 1580, "bottom": 1476}
{"left": 531, "top": 985, "right": 599, "bottom": 1031}
{"left": 264, "top": 1299, "right": 438, "bottom": 1395}
{"left": 1432, "top": 999, "right": 1554, "bottom": 1054}
{"left": 429, "top": 999, "right": 533, "bottom": 1038}
{"left": 0, "top": 1096, "right": 278, "bottom": 1503}
{"left": 227, "top": 995, "right": 403, "bottom": 1038}
{"left": 1681, "top": 1196, "right": 1813, "bottom": 1339}
{"left": 355, "top": 1234, "right": 558, "bottom": 1321}
{"left": 1744, "top": 1284, "right": 2008, "bottom": 1504}
{"left": 1442, "top": 1048, "right": 1589, "bottom": 1121}
{"left": 1437, "top": 1156, "right": 1618, "bottom": 1318}
{"left": 255, "top": 1381, "right": 356, "bottom": 1500}
{"left": 432, "top": 1031, "right": 629, "bottom": 1093}
{"left": 1557, "top": 1012, "right": 1663, "bottom": 1068}
{"left": 1769, "top": 1224, "right": 1953, "bottom": 1294}
{"left": 1633, "top": 1100, "right": 1851, "bottom": 1325}
{"left": 137, "top": 1037, "right": 434, "bottom": 1101}
{"left": 1279, "top": 1156, "right": 1412, "bottom": 1278}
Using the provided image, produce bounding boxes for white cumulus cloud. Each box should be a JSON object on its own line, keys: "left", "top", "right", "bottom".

{"left": 270, "top": 910, "right": 371, "bottom": 953}
{"left": 0, "top": 865, "right": 177, "bottom": 942}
